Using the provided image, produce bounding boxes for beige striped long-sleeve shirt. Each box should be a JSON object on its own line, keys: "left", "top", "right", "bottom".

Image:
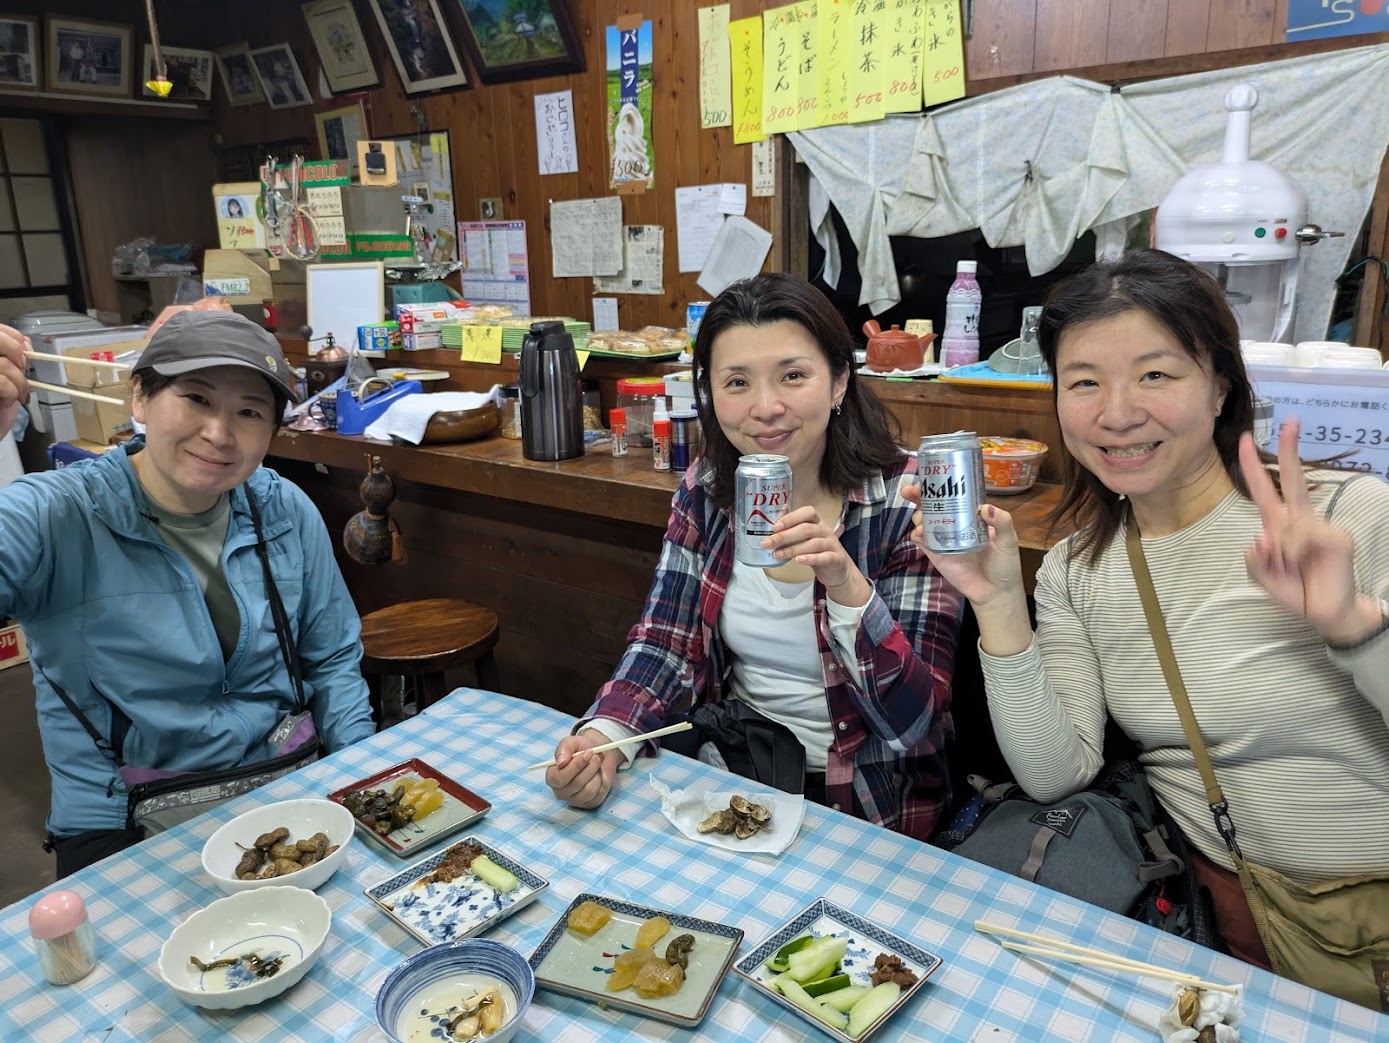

{"left": 980, "top": 473, "right": 1389, "bottom": 884}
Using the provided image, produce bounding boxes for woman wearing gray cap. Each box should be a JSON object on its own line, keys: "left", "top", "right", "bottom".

{"left": 0, "top": 310, "right": 375, "bottom": 876}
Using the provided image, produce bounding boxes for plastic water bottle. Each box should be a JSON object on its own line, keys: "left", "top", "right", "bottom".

{"left": 941, "top": 261, "right": 982, "bottom": 368}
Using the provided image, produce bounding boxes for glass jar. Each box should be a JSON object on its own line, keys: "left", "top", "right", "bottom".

{"left": 580, "top": 378, "right": 603, "bottom": 433}
{"left": 499, "top": 383, "right": 522, "bottom": 440}
{"left": 615, "top": 377, "right": 666, "bottom": 448}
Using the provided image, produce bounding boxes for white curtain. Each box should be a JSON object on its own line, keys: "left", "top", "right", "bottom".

{"left": 790, "top": 44, "right": 1389, "bottom": 343}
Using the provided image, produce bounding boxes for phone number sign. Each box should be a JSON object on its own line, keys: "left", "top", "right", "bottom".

{"left": 1250, "top": 364, "right": 1389, "bottom": 481}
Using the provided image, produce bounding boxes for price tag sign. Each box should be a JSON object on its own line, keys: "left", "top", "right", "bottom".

{"left": 459, "top": 325, "right": 503, "bottom": 365}
{"left": 1251, "top": 364, "right": 1389, "bottom": 481}
{"left": 575, "top": 349, "right": 590, "bottom": 372}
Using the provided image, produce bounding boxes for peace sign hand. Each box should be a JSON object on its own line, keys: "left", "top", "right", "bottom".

{"left": 1239, "top": 418, "right": 1382, "bottom": 645}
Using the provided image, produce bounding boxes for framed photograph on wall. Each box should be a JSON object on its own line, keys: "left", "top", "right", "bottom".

{"left": 453, "top": 0, "right": 585, "bottom": 84}
{"left": 315, "top": 100, "right": 369, "bottom": 173}
{"left": 45, "top": 16, "right": 131, "bottom": 96}
{"left": 215, "top": 43, "right": 264, "bottom": 107}
{"left": 303, "top": 0, "right": 379, "bottom": 94}
{"left": 366, "top": 0, "right": 468, "bottom": 94}
{"left": 141, "top": 44, "right": 214, "bottom": 101}
{"left": 0, "top": 16, "right": 40, "bottom": 91}
{"left": 248, "top": 43, "right": 312, "bottom": 109}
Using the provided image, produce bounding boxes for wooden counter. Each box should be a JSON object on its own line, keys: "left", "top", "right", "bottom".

{"left": 267, "top": 429, "right": 1062, "bottom": 715}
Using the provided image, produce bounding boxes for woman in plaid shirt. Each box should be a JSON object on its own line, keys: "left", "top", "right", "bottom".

{"left": 546, "top": 274, "right": 963, "bottom": 841}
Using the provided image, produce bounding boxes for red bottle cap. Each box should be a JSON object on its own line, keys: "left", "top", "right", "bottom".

{"left": 653, "top": 419, "right": 672, "bottom": 436}
{"left": 610, "top": 407, "right": 626, "bottom": 424}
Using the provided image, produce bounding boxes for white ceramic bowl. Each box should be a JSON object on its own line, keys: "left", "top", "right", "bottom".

{"left": 158, "top": 885, "right": 331, "bottom": 1010}
{"left": 202, "top": 798, "right": 355, "bottom": 894}
{"left": 1292, "top": 340, "right": 1347, "bottom": 367}
{"left": 376, "top": 938, "right": 535, "bottom": 1043}
{"left": 1241, "top": 341, "right": 1293, "bottom": 366}
{"left": 1316, "top": 346, "right": 1383, "bottom": 369}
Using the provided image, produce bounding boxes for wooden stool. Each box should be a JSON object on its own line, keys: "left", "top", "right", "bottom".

{"left": 359, "top": 598, "right": 501, "bottom": 721}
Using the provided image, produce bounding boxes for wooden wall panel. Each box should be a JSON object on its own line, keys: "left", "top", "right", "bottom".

{"left": 967, "top": 0, "right": 1039, "bottom": 81}
{"left": 1205, "top": 0, "right": 1280, "bottom": 52}
{"left": 1162, "top": 0, "right": 1215, "bottom": 58}
{"left": 1033, "top": 0, "right": 1110, "bottom": 73}
{"left": 1104, "top": 0, "right": 1171, "bottom": 65}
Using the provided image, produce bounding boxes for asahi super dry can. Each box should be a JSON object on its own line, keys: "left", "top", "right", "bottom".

{"left": 736, "top": 454, "right": 792, "bottom": 567}
{"left": 916, "top": 432, "right": 988, "bottom": 554}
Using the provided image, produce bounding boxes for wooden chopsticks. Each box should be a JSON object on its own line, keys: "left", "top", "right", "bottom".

{"left": 22, "top": 349, "right": 130, "bottom": 407}
{"left": 975, "top": 920, "right": 1239, "bottom": 994}
{"left": 524, "top": 721, "right": 693, "bottom": 772}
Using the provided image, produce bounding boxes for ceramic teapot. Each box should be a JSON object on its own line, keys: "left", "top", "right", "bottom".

{"left": 862, "top": 320, "right": 933, "bottom": 373}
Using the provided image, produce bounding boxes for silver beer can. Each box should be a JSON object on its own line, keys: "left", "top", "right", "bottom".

{"left": 735, "top": 454, "right": 792, "bottom": 568}
{"left": 916, "top": 432, "right": 989, "bottom": 554}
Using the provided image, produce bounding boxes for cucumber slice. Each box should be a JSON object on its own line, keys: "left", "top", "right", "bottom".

{"left": 788, "top": 936, "right": 848, "bottom": 984}
{"left": 818, "top": 984, "right": 871, "bottom": 1012}
{"left": 846, "top": 981, "right": 901, "bottom": 1038}
{"left": 470, "top": 854, "right": 520, "bottom": 894}
{"left": 777, "top": 978, "right": 849, "bottom": 1031}
{"left": 803, "top": 973, "right": 852, "bottom": 998}
{"left": 766, "top": 933, "right": 815, "bottom": 973}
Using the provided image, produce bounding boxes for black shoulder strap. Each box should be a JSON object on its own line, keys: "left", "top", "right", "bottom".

{"left": 44, "top": 673, "right": 124, "bottom": 768}
{"left": 242, "top": 482, "right": 307, "bottom": 714}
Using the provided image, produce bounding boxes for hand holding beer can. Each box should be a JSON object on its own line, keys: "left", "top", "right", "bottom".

{"left": 916, "top": 433, "right": 989, "bottom": 554}
{"left": 736, "top": 454, "right": 792, "bottom": 567}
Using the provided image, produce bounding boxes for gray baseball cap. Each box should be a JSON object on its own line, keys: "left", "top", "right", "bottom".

{"left": 136, "top": 310, "right": 301, "bottom": 404}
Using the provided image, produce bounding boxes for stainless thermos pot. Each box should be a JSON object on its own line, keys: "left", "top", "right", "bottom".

{"left": 520, "top": 320, "right": 584, "bottom": 461}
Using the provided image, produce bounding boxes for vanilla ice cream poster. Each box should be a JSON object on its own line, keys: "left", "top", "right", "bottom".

{"left": 606, "top": 19, "right": 654, "bottom": 192}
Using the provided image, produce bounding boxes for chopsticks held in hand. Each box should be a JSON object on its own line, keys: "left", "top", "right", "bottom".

{"left": 975, "top": 920, "right": 1239, "bottom": 994}
{"left": 22, "top": 349, "right": 130, "bottom": 407}
{"left": 524, "top": 721, "right": 693, "bottom": 772}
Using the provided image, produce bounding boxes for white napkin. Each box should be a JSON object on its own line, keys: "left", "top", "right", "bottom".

{"left": 647, "top": 775, "right": 804, "bottom": 855}
{"left": 363, "top": 386, "right": 501, "bottom": 444}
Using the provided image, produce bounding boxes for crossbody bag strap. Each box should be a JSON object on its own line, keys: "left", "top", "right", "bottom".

{"left": 242, "top": 483, "right": 307, "bottom": 714}
{"left": 1123, "top": 510, "right": 1245, "bottom": 860}
{"left": 42, "top": 673, "right": 125, "bottom": 769}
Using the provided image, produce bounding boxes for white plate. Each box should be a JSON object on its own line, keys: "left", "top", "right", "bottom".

{"left": 364, "top": 836, "right": 547, "bottom": 946}
{"left": 734, "top": 898, "right": 943, "bottom": 1041}
{"left": 529, "top": 894, "right": 744, "bottom": 1027}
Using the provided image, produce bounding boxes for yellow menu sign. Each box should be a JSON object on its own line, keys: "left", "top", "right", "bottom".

{"left": 459, "top": 325, "right": 503, "bottom": 365}
{"left": 698, "top": 5, "right": 733, "bottom": 129}
{"left": 761, "top": 4, "right": 800, "bottom": 135}
{"left": 793, "top": 1, "right": 820, "bottom": 130}
{"left": 885, "top": 0, "right": 926, "bottom": 114}
{"left": 922, "top": 0, "right": 966, "bottom": 108}
{"left": 817, "top": 0, "right": 850, "bottom": 127}
{"left": 730, "top": 16, "right": 765, "bottom": 144}
{"left": 848, "top": 1, "right": 889, "bottom": 123}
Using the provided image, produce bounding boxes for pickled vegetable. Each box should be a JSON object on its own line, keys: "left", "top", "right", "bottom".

{"left": 633, "top": 956, "right": 684, "bottom": 998}
{"left": 635, "top": 915, "right": 671, "bottom": 950}
{"left": 567, "top": 900, "right": 613, "bottom": 936}
{"left": 607, "top": 947, "right": 658, "bottom": 991}
{"left": 471, "top": 854, "right": 520, "bottom": 894}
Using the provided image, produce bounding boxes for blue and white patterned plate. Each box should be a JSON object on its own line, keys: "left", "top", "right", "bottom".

{"left": 528, "top": 893, "right": 744, "bottom": 1028}
{"left": 363, "top": 836, "right": 547, "bottom": 947}
{"left": 734, "top": 898, "right": 942, "bottom": 1041}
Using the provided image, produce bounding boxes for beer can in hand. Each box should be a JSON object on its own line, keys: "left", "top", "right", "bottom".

{"left": 736, "top": 454, "right": 792, "bottom": 567}
{"left": 916, "top": 432, "right": 988, "bottom": 554}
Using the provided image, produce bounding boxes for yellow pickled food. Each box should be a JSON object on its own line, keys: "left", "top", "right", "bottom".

{"left": 400, "top": 777, "right": 443, "bottom": 821}
{"left": 635, "top": 915, "right": 671, "bottom": 950}
{"left": 567, "top": 900, "right": 613, "bottom": 936}
{"left": 633, "top": 958, "right": 684, "bottom": 998}
{"left": 607, "top": 947, "right": 658, "bottom": 991}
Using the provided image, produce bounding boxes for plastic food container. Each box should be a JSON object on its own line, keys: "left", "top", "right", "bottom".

{"left": 616, "top": 377, "right": 666, "bottom": 448}
{"left": 979, "top": 437, "right": 1048, "bottom": 494}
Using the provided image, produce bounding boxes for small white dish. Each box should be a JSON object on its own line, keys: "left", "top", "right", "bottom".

{"left": 158, "top": 886, "right": 331, "bottom": 1010}
{"left": 1292, "top": 340, "right": 1347, "bottom": 367}
{"left": 1316, "top": 346, "right": 1382, "bottom": 369}
{"left": 202, "top": 798, "right": 355, "bottom": 894}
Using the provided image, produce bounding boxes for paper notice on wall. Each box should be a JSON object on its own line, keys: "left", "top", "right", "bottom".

{"left": 761, "top": 4, "right": 799, "bottom": 135}
{"left": 922, "top": 0, "right": 965, "bottom": 108}
{"left": 592, "top": 296, "right": 619, "bottom": 331}
{"left": 818, "top": 0, "right": 850, "bottom": 126}
{"left": 697, "top": 215, "right": 773, "bottom": 297}
{"left": 550, "top": 197, "right": 623, "bottom": 277}
{"left": 793, "top": 0, "right": 820, "bottom": 129}
{"left": 607, "top": 18, "right": 655, "bottom": 193}
{"left": 718, "top": 183, "right": 747, "bottom": 216}
{"left": 730, "top": 16, "right": 764, "bottom": 144}
{"left": 305, "top": 185, "right": 347, "bottom": 246}
{"left": 460, "top": 219, "right": 532, "bottom": 313}
{"left": 698, "top": 4, "right": 732, "bottom": 128}
{"left": 752, "top": 138, "right": 776, "bottom": 197}
{"left": 884, "top": 0, "right": 926, "bottom": 114}
{"left": 849, "top": 1, "right": 890, "bottom": 122}
{"left": 535, "top": 89, "right": 579, "bottom": 175}
{"left": 675, "top": 184, "right": 725, "bottom": 272}
{"left": 595, "top": 225, "right": 665, "bottom": 295}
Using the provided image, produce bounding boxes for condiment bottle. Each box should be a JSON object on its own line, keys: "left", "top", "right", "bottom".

{"left": 610, "top": 407, "right": 628, "bottom": 457}
{"left": 652, "top": 418, "right": 672, "bottom": 471}
{"left": 29, "top": 890, "right": 97, "bottom": 985}
{"left": 941, "top": 261, "right": 982, "bottom": 368}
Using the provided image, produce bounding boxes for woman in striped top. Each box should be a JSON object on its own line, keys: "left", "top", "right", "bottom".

{"left": 906, "top": 250, "right": 1389, "bottom": 973}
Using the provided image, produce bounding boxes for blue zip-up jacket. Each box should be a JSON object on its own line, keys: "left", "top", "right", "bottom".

{"left": 0, "top": 441, "right": 375, "bottom": 837}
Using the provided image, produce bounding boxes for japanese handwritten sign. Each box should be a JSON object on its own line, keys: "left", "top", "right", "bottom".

{"left": 752, "top": 137, "right": 777, "bottom": 197}
{"left": 762, "top": 4, "right": 800, "bottom": 135}
{"left": 698, "top": 5, "right": 733, "bottom": 129}
{"left": 730, "top": 16, "right": 765, "bottom": 144}
{"left": 817, "top": 0, "right": 851, "bottom": 127}
{"left": 793, "top": 1, "right": 820, "bottom": 130}
{"left": 607, "top": 19, "right": 655, "bottom": 192}
{"left": 922, "top": 0, "right": 965, "bottom": 108}
{"left": 884, "top": 0, "right": 925, "bottom": 114}
{"left": 535, "top": 90, "right": 578, "bottom": 176}
{"left": 459, "top": 324, "right": 503, "bottom": 365}
{"left": 849, "top": 0, "right": 889, "bottom": 123}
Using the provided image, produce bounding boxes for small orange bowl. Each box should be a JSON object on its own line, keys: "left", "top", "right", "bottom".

{"left": 980, "top": 437, "right": 1048, "bottom": 494}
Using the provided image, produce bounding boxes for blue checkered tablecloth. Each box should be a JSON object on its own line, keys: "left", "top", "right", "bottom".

{"left": 1, "top": 689, "right": 1385, "bottom": 1042}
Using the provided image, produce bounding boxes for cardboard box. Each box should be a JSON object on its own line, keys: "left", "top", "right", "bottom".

{"left": 25, "top": 327, "right": 145, "bottom": 402}
{"left": 0, "top": 619, "right": 27, "bottom": 671}
{"left": 203, "top": 249, "right": 274, "bottom": 306}
{"left": 31, "top": 401, "right": 77, "bottom": 442}
{"left": 71, "top": 384, "right": 133, "bottom": 445}
{"left": 358, "top": 322, "right": 399, "bottom": 352}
